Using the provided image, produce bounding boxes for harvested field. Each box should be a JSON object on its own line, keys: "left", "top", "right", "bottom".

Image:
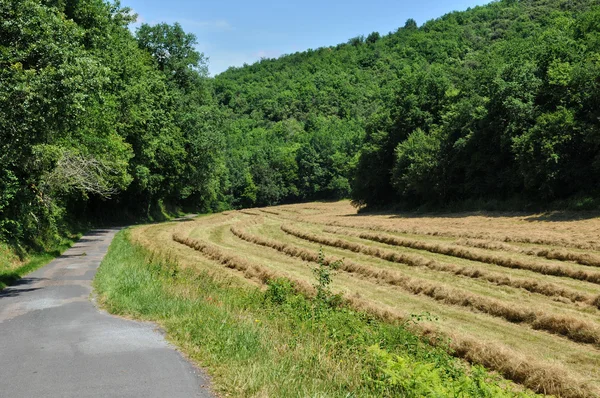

{"left": 131, "top": 201, "right": 600, "bottom": 397}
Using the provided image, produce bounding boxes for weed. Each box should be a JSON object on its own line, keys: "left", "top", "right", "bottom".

{"left": 311, "top": 248, "right": 341, "bottom": 306}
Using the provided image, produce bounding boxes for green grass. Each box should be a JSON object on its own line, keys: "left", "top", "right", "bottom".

{"left": 0, "top": 237, "right": 78, "bottom": 290}
{"left": 94, "top": 229, "right": 537, "bottom": 398}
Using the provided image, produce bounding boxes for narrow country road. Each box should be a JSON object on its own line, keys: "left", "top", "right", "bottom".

{"left": 0, "top": 228, "right": 213, "bottom": 398}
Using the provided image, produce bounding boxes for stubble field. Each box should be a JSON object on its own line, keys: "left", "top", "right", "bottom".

{"left": 131, "top": 201, "right": 600, "bottom": 397}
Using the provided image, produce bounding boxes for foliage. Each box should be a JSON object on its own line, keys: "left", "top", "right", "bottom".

{"left": 0, "top": 0, "right": 219, "bottom": 250}
{"left": 367, "top": 345, "right": 518, "bottom": 397}
{"left": 311, "top": 247, "right": 342, "bottom": 307}
{"left": 215, "top": 0, "right": 600, "bottom": 210}
{"left": 0, "top": 231, "right": 80, "bottom": 290}
{"left": 4, "top": 0, "right": 600, "bottom": 252}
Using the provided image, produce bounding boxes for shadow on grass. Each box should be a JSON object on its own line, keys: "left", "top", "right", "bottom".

{"left": 0, "top": 251, "right": 61, "bottom": 292}
{"left": 0, "top": 272, "right": 22, "bottom": 290}
{"left": 522, "top": 211, "right": 600, "bottom": 222}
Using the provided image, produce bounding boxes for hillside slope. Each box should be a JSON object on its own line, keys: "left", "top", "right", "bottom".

{"left": 215, "top": 0, "right": 600, "bottom": 208}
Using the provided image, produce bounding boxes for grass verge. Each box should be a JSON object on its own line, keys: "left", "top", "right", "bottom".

{"left": 0, "top": 237, "right": 78, "bottom": 290}
{"left": 94, "top": 229, "right": 536, "bottom": 397}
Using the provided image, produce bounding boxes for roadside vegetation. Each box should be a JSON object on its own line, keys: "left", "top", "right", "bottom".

{"left": 95, "top": 228, "right": 536, "bottom": 397}
{"left": 0, "top": 233, "right": 81, "bottom": 290}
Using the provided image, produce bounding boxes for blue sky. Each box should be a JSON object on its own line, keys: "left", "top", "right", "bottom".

{"left": 124, "top": 0, "right": 491, "bottom": 76}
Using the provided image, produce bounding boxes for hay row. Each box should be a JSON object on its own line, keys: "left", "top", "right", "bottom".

{"left": 238, "top": 209, "right": 262, "bottom": 216}
{"left": 233, "top": 226, "right": 600, "bottom": 347}
{"left": 281, "top": 224, "right": 596, "bottom": 306}
{"left": 277, "top": 207, "right": 300, "bottom": 214}
{"left": 325, "top": 220, "right": 600, "bottom": 252}
{"left": 172, "top": 232, "right": 315, "bottom": 296}
{"left": 302, "top": 225, "right": 600, "bottom": 286}
{"left": 258, "top": 208, "right": 281, "bottom": 215}
{"left": 326, "top": 227, "right": 600, "bottom": 290}
{"left": 457, "top": 238, "right": 600, "bottom": 268}
{"left": 172, "top": 231, "right": 594, "bottom": 398}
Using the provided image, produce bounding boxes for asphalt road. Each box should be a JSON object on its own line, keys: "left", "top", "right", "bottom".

{"left": 0, "top": 228, "right": 213, "bottom": 398}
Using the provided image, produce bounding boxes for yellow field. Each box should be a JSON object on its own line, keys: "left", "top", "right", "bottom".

{"left": 131, "top": 201, "right": 600, "bottom": 398}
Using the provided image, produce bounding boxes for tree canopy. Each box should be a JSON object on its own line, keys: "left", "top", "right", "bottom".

{"left": 215, "top": 0, "right": 600, "bottom": 209}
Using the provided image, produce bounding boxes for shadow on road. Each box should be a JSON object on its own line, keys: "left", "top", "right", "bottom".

{"left": 0, "top": 277, "right": 45, "bottom": 299}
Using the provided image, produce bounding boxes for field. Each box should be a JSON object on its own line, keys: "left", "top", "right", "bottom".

{"left": 130, "top": 201, "right": 600, "bottom": 397}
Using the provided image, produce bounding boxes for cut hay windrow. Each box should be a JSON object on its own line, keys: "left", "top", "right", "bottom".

{"left": 457, "top": 238, "right": 600, "bottom": 268}
{"left": 258, "top": 209, "right": 281, "bottom": 216}
{"left": 177, "top": 230, "right": 595, "bottom": 398}
{"left": 324, "top": 220, "right": 600, "bottom": 252}
{"left": 280, "top": 225, "right": 595, "bottom": 306}
{"left": 233, "top": 226, "right": 600, "bottom": 347}
{"left": 327, "top": 227, "right": 600, "bottom": 294}
{"left": 277, "top": 207, "right": 300, "bottom": 214}
{"left": 172, "top": 233, "right": 316, "bottom": 296}
{"left": 238, "top": 210, "right": 262, "bottom": 216}
{"left": 293, "top": 225, "right": 600, "bottom": 286}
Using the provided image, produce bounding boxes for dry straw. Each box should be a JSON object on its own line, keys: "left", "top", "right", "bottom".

{"left": 172, "top": 232, "right": 314, "bottom": 296}
{"left": 322, "top": 227, "right": 600, "bottom": 285}
{"left": 238, "top": 209, "right": 263, "bottom": 216}
{"left": 173, "top": 230, "right": 596, "bottom": 398}
{"left": 324, "top": 220, "right": 600, "bottom": 252}
{"left": 258, "top": 208, "right": 281, "bottom": 216}
{"left": 234, "top": 225, "right": 600, "bottom": 346}
{"left": 457, "top": 238, "right": 600, "bottom": 268}
{"left": 282, "top": 225, "right": 597, "bottom": 307}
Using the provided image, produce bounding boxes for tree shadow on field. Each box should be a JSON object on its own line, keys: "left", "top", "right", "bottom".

{"left": 522, "top": 211, "right": 600, "bottom": 222}
{"left": 348, "top": 209, "right": 600, "bottom": 222}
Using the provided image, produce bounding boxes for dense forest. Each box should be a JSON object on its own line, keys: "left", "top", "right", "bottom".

{"left": 216, "top": 0, "right": 600, "bottom": 209}
{"left": 2, "top": 0, "right": 600, "bottom": 251}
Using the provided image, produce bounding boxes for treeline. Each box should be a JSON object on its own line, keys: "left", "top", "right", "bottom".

{"left": 0, "top": 0, "right": 225, "bottom": 250}
{"left": 3, "top": 0, "right": 600, "bottom": 250}
{"left": 215, "top": 0, "right": 600, "bottom": 209}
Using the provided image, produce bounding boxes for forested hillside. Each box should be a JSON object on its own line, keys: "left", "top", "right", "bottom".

{"left": 2, "top": 0, "right": 600, "bottom": 252}
{"left": 215, "top": 0, "right": 600, "bottom": 209}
